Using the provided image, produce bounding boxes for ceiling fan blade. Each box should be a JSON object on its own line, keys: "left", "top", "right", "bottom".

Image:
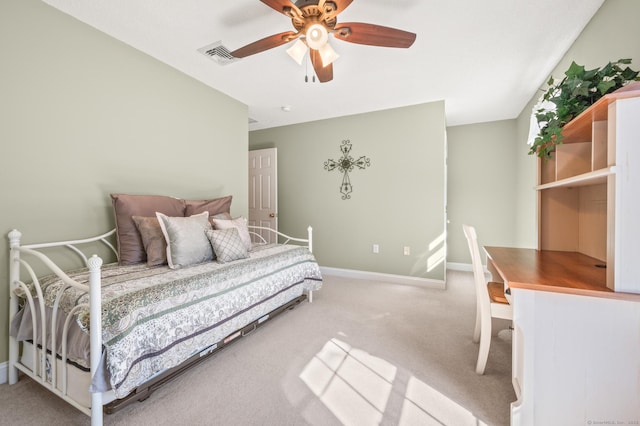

{"left": 310, "top": 49, "right": 333, "bottom": 83}
{"left": 260, "top": 0, "right": 302, "bottom": 18}
{"left": 333, "top": 22, "right": 416, "bottom": 48}
{"left": 231, "top": 31, "right": 298, "bottom": 58}
{"left": 319, "top": 0, "right": 354, "bottom": 17}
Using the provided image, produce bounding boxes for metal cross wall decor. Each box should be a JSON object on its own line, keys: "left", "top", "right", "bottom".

{"left": 324, "top": 140, "right": 371, "bottom": 200}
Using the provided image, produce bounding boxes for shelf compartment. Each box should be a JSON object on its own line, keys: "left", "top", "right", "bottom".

{"left": 539, "top": 152, "right": 556, "bottom": 185}
{"left": 592, "top": 121, "right": 608, "bottom": 170}
{"left": 577, "top": 183, "right": 607, "bottom": 261}
{"left": 536, "top": 167, "right": 615, "bottom": 190}
{"left": 556, "top": 142, "right": 591, "bottom": 180}
{"left": 538, "top": 183, "right": 607, "bottom": 262}
{"left": 539, "top": 187, "right": 579, "bottom": 252}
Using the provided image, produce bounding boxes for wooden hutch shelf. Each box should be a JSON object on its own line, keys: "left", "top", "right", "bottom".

{"left": 508, "top": 82, "right": 640, "bottom": 425}
{"left": 560, "top": 82, "right": 640, "bottom": 143}
{"left": 537, "top": 81, "right": 640, "bottom": 292}
{"left": 535, "top": 166, "right": 615, "bottom": 190}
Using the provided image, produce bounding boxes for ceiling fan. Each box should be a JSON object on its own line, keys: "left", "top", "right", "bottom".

{"left": 230, "top": 0, "right": 416, "bottom": 83}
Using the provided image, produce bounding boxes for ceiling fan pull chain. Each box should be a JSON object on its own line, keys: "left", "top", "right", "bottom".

{"left": 304, "top": 54, "right": 315, "bottom": 83}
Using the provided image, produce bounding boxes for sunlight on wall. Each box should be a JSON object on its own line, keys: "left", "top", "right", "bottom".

{"left": 411, "top": 231, "right": 447, "bottom": 275}
{"left": 427, "top": 231, "right": 447, "bottom": 273}
{"left": 299, "top": 337, "right": 486, "bottom": 426}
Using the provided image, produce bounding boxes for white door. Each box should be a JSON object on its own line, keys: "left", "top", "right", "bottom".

{"left": 248, "top": 148, "right": 277, "bottom": 243}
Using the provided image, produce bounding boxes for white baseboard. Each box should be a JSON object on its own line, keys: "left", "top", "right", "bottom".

{"left": 447, "top": 262, "right": 492, "bottom": 276}
{"left": 320, "top": 266, "right": 446, "bottom": 290}
{"left": 0, "top": 361, "right": 7, "bottom": 384}
{"left": 447, "top": 262, "right": 473, "bottom": 272}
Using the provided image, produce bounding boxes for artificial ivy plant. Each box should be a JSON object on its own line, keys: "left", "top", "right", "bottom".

{"left": 529, "top": 58, "right": 640, "bottom": 159}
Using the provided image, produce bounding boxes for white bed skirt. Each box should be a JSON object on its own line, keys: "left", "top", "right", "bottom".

{"left": 20, "top": 341, "right": 116, "bottom": 410}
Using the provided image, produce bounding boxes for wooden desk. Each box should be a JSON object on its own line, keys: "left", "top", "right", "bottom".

{"left": 482, "top": 247, "right": 640, "bottom": 425}
{"left": 482, "top": 246, "right": 629, "bottom": 300}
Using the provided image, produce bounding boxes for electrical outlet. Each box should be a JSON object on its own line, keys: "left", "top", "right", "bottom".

{"left": 373, "top": 244, "right": 379, "bottom": 254}
{"left": 403, "top": 246, "right": 411, "bottom": 256}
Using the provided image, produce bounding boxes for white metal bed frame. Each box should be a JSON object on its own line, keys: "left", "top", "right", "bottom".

{"left": 8, "top": 225, "right": 313, "bottom": 426}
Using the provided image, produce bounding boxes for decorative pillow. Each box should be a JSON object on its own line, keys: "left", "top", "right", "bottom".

{"left": 212, "top": 212, "right": 233, "bottom": 220}
{"left": 211, "top": 216, "right": 252, "bottom": 251}
{"left": 132, "top": 216, "right": 167, "bottom": 266}
{"left": 184, "top": 195, "right": 233, "bottom": 227}
{"left": 111, "top": 194, "right": 185, "bottom": 265}
{"left": 205, "top": 228, "right": 249, "bottom": 264}
{"left": 156, "top": 211, "right": 213, "bottom": 269}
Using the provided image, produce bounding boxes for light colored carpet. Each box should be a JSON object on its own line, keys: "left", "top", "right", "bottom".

{"left": 0, "top": 270, "right": 515, "bottom": 425}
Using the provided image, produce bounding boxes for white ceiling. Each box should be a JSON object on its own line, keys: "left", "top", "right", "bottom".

{"left": 42, "top": 0, "right": 605, "bottom": 130}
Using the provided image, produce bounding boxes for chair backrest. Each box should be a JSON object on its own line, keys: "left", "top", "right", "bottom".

{"left": 462, "top": 224, "right": 491, "bottom": 312}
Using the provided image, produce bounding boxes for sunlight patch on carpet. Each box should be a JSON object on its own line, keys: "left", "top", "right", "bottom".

{"left": 299, "top": 337, "right": 486, "bottom": 426}
{"left": 400, "top": 376, "right": 487, "bottom": 426}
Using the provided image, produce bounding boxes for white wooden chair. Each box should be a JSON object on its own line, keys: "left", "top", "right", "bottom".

{"left": 462, "top": 224, "right": 513, "bottom": 374}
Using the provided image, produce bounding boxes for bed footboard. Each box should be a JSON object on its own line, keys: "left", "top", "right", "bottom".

{"left": 248, "top": 225, "right": 313, "bottom": 253}
{"left": 248, "top": 225, "right": 315, "bottom": 302}
{"left": 8, "top": 229, "right": 116, "bottom": 426}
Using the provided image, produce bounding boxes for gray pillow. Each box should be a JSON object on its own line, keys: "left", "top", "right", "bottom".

{"left": 205, "top": 228, "right": 249, "bottom": 264}
{"left": 156, "top": 211, "right": 213, "bottom": 269}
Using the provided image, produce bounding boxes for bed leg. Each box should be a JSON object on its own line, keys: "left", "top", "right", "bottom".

{"left": 308, "top": 290, "right": 313, "bottom": 303}
{"left": 8, "top": 341, "right": 18, "bottom": 384}
{"left": 8, "top": 311, "right": 19, "bottom": 384}
{"left": 8, "top": 230, "right": 22, "bottom": 385}
{"left": 91, "top": 393, "right": 103, "bottom": 426}
{"left": 88, "top": 255, "right": 104, "bottom": 426}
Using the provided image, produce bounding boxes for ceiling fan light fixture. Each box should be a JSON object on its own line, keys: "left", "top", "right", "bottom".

{"left": 231, "top": 1, "right": 417, "bottom": 83}
{"left": 286, "top": 39, "right": 308, "bottom": 65}
{"left": 318, "top": 42, "right": 339, "bottom": 67}
{"left": 306, "top": 23, "right": 328, "bottom": 50}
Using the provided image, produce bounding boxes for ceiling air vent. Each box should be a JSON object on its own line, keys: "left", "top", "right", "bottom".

{"left": 198, "top": 41, "right": 240, "bottom": 66}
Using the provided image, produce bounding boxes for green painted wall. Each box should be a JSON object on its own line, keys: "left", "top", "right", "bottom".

{"left": 250, "top": 102, "right": 446, "bottom": 281}
{"left": 514, "top": 0, "right": 640, "bottom": 248}
{"left": 447, "top": 120, "right": 518, "bottom": 264}
{"left": 0, "top": 1, "right": 248, "bottom": 364}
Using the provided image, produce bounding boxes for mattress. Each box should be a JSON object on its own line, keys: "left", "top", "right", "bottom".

{"left": 11, "top": 243, "right": 322, "bottom": 398}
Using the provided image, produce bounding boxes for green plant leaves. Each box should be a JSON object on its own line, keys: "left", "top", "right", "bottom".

{"left": 597, "top": 80, "right": 616, "bottom": 94}
{"left": 529, "top": 59, "right": 640, "bottom": 158}
{"left": 565, "top": 61, "right": 586, "bottom": 79}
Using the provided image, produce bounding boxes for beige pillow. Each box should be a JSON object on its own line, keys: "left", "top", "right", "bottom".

{"left": 211, "top": 216, "right": 252, "bottom": 251}
{"left": 132, "top": 216, "right": 167, "bottom": 266}
{"left": 156, "top": 211, "right": 213, "bottom": 269}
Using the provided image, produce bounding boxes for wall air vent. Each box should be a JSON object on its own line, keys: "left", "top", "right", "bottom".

{"left": 198, "top": 41, "right": 240, "bottom": 66}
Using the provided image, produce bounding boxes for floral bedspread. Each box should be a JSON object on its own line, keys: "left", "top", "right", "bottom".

{"left": 15, "top": 244, "right": 322, "bottom": 398}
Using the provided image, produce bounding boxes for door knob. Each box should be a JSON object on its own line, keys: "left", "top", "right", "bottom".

{"left": 269, "top": 213, "right": 275, "bottom": 218}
